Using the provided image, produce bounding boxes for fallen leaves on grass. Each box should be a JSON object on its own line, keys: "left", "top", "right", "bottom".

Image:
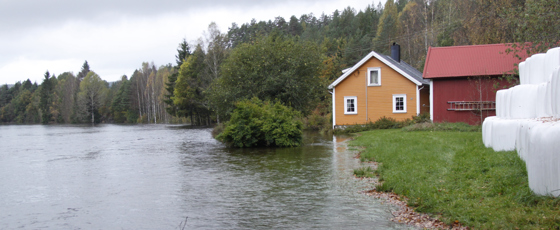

{"left": 362, "top": 189, "right": 467, "bottom": 229}
{"left": 354, "top": 161, "right": 467, "bottom": 230}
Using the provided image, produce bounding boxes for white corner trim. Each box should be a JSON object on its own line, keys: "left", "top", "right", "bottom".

{"left": 416, "top": 85, "right": 420, "bottom": 115}
{"left": 430, "top": 80, "right": 434, "bottom": 121}
{"left": 332, "top": 88, "right": 336, "bottom": 129}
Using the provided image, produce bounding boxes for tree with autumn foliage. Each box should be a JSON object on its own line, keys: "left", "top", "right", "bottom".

{"left": 78, "top": 71, "right": 107, "bottom": 124}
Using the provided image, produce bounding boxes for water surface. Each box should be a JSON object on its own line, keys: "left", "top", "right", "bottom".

{"left": 0, "top": 125, "right": 405, "bottom": 229}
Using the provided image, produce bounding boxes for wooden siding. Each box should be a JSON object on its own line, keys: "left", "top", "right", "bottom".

{"left": 420, "top": 86, "right": 430, "bottom": 115}
{"left": 432, "top": 76, "right": 513, "bottom": 125}
{"left": 335, "top": 57, "right": 418, "bottom": 126}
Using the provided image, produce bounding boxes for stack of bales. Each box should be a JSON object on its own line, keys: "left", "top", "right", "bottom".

{"left": 482, "top": 47, "right": 560, "bottom": 197}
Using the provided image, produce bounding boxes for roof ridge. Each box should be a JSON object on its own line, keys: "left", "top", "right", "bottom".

{"left": 429, "top": 43, "right": 512, "bottom": 50}
{"left": 329, "top": 50, "right": 426, "bottom": 89}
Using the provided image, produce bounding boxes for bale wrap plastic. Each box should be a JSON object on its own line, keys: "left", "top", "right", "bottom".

{"left": 509, "top": 85, "right": 538, "bottom": 119}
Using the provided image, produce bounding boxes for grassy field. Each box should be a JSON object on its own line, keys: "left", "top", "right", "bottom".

{"left": 350, "top": 129, "right": 560, "bottom": 229}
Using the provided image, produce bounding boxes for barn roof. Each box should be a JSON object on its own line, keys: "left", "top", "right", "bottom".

{"left": 328, "top": 51, "right": 427, "bottom": 89}
{"left": 423, "top": 44, "right": 529, "bottom": 79}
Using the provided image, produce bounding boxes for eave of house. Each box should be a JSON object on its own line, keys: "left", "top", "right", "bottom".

{"left": 328, "top": 51, "right": 424, "bottom": 89}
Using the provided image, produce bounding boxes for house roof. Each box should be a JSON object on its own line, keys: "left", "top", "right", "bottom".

{"left": 328, "top": 51, "right": 427, "bottom": 89}
{"left": 423, "top": 44, "right": 529, "bottom": 79}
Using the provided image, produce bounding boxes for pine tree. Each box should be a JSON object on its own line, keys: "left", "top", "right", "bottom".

{"left": 77, "top": 61, "right": 90, "bottom": 81}
{"left": 40, "top": 71, "right": 52, "bottom": 124}
{"left": 165, "top": 39, "right": 191, "bottom": 116}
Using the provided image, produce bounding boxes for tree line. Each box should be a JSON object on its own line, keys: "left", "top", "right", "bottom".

{"left": 1, "top": 0, "right": 558, "bottom": 125}
{"left": 0, "top": 61, "right": 176, "bottom": 124}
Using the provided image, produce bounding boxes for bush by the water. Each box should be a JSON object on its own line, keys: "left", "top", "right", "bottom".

{"left": 216, "top": 98, "right": 303, "bottom": 148}
{"left": 302, "top": 103, "right": 332, "bottom": 132}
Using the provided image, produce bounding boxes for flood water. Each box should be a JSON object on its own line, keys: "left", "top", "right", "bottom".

{"left": 0, "top": 124, "right": 406, "bottom": 229}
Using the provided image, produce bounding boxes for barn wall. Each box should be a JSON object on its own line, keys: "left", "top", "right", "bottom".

{"left": 432, "top": 76, "right": 514, "bottom": 125}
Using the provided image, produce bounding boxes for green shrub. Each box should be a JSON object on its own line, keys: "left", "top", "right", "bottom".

{"left": 412, "top": 112, "right": 431, "bottom": 123}
{"left": 333, "top": 116, "right": 412, "bottom": 135}
{"left": 216, "top": 98, "right": 303, "bottom": 148}
{"left": 303, "top": 110, "right": 331, "bottom": 131}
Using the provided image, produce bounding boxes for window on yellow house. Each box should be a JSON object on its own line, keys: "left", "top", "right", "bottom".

{"left": 344, "top": 96, "right": 357, "bottom": 114}
{"left": 367, "top": 67, "right": 381, "bottom": 86}
{"left": 393, "top": 94, "right": 406, "bottom": 113}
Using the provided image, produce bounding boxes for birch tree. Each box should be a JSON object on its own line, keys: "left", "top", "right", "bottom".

{"left": 78, "top": 71, "right": 107, "bottom": 124}
{"left": 373, "top": 0, "right": 398, "bottom": 54}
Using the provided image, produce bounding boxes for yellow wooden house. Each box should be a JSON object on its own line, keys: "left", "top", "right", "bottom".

{"left": 328, "top": 44, "right": 430, "bottom": 128}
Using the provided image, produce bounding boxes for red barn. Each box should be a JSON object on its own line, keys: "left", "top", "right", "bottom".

{"left": 423, "top": 44, "right": 528, "bottom": 125}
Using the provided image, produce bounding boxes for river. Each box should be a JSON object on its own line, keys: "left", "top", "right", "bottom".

{"left": 0, "top": 124, "right": 407, "bottom": 229}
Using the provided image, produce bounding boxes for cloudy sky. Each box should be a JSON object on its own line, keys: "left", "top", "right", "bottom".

{"left": 0, "top": 0, "right": 384, "bottom": 85}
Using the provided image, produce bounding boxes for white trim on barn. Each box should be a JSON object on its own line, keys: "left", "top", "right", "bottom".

{"left": 430, "top": 79, "right": 434, "bottom": 121}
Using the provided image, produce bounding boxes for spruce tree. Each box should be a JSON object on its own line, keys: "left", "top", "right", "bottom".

{"left": 40, "top": 71, "right": 52, "bottom": 124}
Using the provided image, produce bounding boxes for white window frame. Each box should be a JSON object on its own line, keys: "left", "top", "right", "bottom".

{"left": 344, "top": 96, "right": 357, "bottom": 115}
{"left": 367, "top": 67, "right": 381, "bottom": 86}
{"left": 393, "top": 94, "right": 407, "bottom": 113}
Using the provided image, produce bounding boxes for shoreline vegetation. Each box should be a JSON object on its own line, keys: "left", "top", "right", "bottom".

{"left": 349, "top": 122, "right": 560, "bottom": 229}
{"left": 3, "top": 1, "right": 558, "bottom": 127}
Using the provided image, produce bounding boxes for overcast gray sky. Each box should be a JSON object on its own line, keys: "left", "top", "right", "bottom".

{"left": 0, "top": 0, "right": 383, "bottom": 85}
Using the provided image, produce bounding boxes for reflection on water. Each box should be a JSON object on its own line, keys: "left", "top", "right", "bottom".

{"left": 0, "top": 125, "right": 405, "bottom": 229}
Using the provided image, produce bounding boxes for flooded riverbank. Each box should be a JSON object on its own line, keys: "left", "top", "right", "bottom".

{"left": 0, "top": 124, "right": 407, "bottom": 229}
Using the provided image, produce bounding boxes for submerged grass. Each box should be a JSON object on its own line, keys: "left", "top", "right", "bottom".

{"left": 351, "top": 129, "right": 560, "bottom": 229}
{"left": 353, "top": 166, "right": 376, "bottom": 178}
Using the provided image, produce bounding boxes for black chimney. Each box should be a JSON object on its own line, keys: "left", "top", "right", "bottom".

{"left": 391, "top": 42, "right": 400, "bottom": 62}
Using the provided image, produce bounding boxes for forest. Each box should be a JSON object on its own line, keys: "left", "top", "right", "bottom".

{"left": 1, "top": 0, "right": 558, "bottom": 125}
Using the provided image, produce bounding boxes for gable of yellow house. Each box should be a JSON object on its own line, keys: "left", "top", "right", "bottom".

{"left": 328, "top": 44, "right": 430, "bottom": 128}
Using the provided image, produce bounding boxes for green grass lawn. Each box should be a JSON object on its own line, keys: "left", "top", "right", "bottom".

{"left": 351, "top": 129, "right": 560, "bottom": 229}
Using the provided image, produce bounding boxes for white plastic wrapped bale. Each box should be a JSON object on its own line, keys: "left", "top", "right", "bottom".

{"left": 535, "top": 83, "right": 552, "bottom": 118}
{"left": 495, "top": 90, "right": 505, "bottom": 118}
{"left": 525, "top": 122, "right": 560, "bottom": 197}
{"left": 482, "top": 116, "right": 497, "bottom": 148}
{"left": 489, "top": 118, "right": 519, "bottom": 151}
{"left": 515, "top": 119, "right": 539, "bottom": 162}
{"left": 518, "top": 61, "right": 528, "bottom": 85}
{"left": 522, "top": 56, "right": 532, "bottom": 85}
{"left": 545, "top": 82, "right": 553, "bottom": 116}
{"left": 509, "top": 85, "right": 539, "bottom": 119}
{"left": 495, "top": 89, "right": 512, "bottom": 119}
{"left": 527, "top": 53, "right": 547, "bottom": 84}
{"left": 503, "top": 88, "right": 512, "bottom": 118}
{"left": 544, "top": 47, "right": 560, "bottom": 81}
{"left": 482, "top": 47, "right": 560, "bottom": 197}
{"left": 551, "top": 69, "right": 560, "bottom": 118}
